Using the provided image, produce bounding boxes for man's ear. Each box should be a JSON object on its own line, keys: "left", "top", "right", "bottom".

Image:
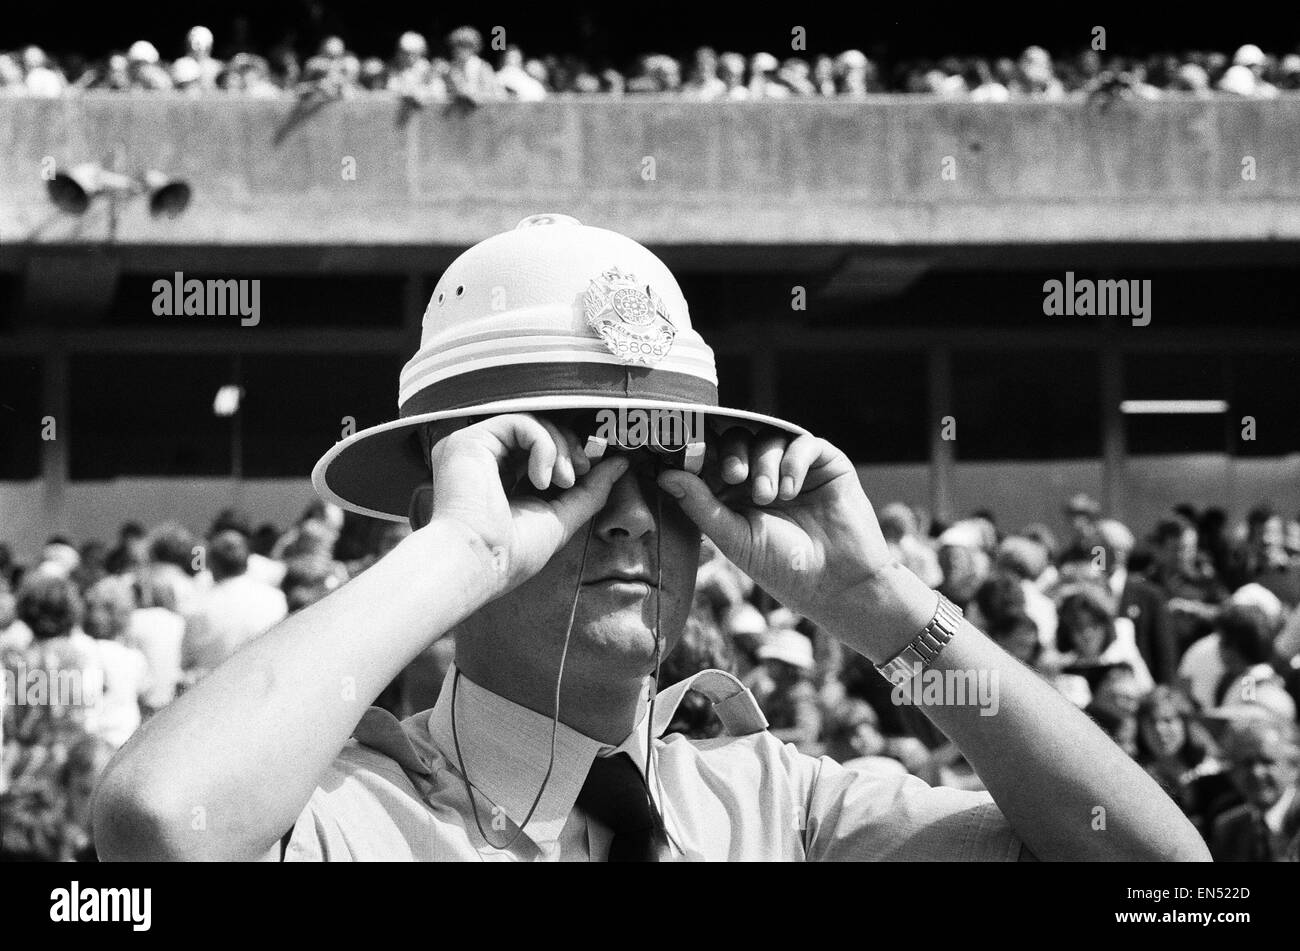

{"left": 408, "top": 484, "right": 434, "bottom": 531}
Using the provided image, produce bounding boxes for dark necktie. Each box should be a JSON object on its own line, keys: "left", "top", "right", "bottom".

{"left": 576, "top": 752, "right": 667, "bottom": 862}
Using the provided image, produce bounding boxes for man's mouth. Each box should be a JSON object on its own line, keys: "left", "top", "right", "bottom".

{"left": 583, "top": 570, "right": 657, "bottom": 587}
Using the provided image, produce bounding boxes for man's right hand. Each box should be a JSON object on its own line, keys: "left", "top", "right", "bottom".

{"left": 418, "top": 413, "right": 630, "bottom": 597}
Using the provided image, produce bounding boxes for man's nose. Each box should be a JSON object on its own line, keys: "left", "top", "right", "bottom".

{"left": 594, "top": 467, "right": 658, "bottom": 542}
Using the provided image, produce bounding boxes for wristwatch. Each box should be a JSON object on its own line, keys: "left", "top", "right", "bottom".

{"left": 875, "top": 593, "right": 963, "bottom": 684}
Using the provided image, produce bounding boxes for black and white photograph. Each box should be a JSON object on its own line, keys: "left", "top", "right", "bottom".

{"left": 0, "top": 1, "right": 1296, "bottom": 927}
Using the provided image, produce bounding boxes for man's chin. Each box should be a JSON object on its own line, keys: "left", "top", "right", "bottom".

{"left": 571, "top": 612, "right": 665, "bottom": 670}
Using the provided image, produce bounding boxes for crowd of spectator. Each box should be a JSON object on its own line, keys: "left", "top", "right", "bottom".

{"left": 3, "top": 491, "right": 1299, "bottom": 860}
{"left": 2, "top": 25, "right": 1298, "bottom": 102}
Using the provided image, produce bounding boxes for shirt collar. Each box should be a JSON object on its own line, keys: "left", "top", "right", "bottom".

{"left": 425, "top": 663, "right": 656, "bottom": 847}
{"left": 350, "top": 664, "right": 762, "bottom": 855}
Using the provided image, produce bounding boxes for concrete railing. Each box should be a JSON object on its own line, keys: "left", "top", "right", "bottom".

{"left": 2, "top": 93, "right": 1300, "bottom": 246}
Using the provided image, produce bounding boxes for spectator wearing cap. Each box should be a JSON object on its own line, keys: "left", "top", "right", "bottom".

{"left": 39, "top": 538, "right": 80, "bottom": 580}
{"left": 748, "top": 52, "right": 789, "bottom": 99}
{"left": 628, "top": 54, "right": 680, "bottom": 94}
{"left": 748, "top": 628, "right": 822, "bottom": 753}
{"left": 182, "top": 528, "right": 287, "bottom": 681}
{"left": 1208, "top": 718, "right": 1300, "bottom": 861}
{"left": 446, "top": 26, "right": 499, "bottom": 103}
{"left": 936, "top": 521, "right": 992, "bottom": 611}
{"left": 126, "top": 41, "right": 172, "bottom": 91}
{"left": 1171, "top": 62, "right": 1212, "bottom": 95}
{"left": 1217, "top": 44, "right": 1278, "bottom": 98}
{"left": 722, "top": 601, "right": 767, "bottom": 679}
{"left": 21, "top": 46, "right": 66, "bottom": 97}
{"left": 171, "top": 55, "right": 204, "bottom": 93}
{"left": 299, "top": 36, "right": 355, "bottom": 98}
{"left": 177, "top": 25, "right": 222, "bottom": 91}
{"left": 389, "top": 31, "right": 446, "bottom": 102}
{"left": 359, "top": 58, "right": 388, "bottom": 92}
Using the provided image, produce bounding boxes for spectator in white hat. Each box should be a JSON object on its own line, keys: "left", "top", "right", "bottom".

{"left": 183, "top": 25, "right": 222, "bottom": 90}
{"left": 388, "top": 31, "right": 438, "bottom": 99}
{"left": 748, "top": 52, "right": 788, "bottom": 99}
{"left": 834, "top": 49, "right": 871, "bottom": 97}
{"left": 1218, "top": 45, "right": 1278, "bottom": 98}
{"left": 750, "top": 629, "right": 822, "bottom": 752}
{"left": 20, "top": 46, "right": 66, "bottom": 97}
{"left": 126, "top": 41, "right": 172, "bottom": 90}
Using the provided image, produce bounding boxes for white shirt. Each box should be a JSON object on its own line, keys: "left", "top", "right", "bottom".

{"left": 1178, "top": 633, "right": 1224, "bottom": 711}
{"left": 183, "top": 574, "right": 288, "bottom": 677}
{"left": 126, "top": 607, "right": 185, "bottom": 710}
{"left": 1102, "top": 617, "right": 1154, "bottom": 692}
{"left": 85, "top": 638, "right": 149, "bottom": 748}
{"left": 284, "top": 665, "right": 1020, "bottom": 862}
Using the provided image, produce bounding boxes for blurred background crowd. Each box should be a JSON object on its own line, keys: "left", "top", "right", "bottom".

{"left": 1, "top": 23, "right": 1297, "bottom": 101}
{"left": 3, "top": 491, "right": 1299, "bottom": 861}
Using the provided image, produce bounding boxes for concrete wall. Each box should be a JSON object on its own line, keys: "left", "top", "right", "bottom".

{"left": 3, "top": 95, "right": 1300, "bottom": 247}
{"left": 4, "top": 454, "right": 1299, "bottom": 562}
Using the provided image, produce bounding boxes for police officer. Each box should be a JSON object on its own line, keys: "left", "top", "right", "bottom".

{"left": 97, "top": 217, "right": 1209, "bottom": 861}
